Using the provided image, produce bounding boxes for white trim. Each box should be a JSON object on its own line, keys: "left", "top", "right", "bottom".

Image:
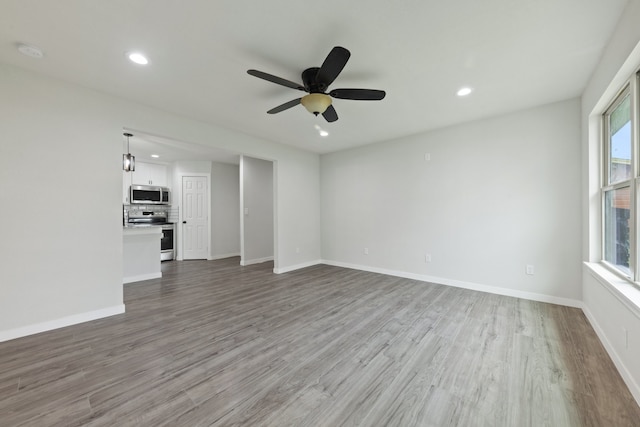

{"left": 240, "top": 256, "right": 274, "bottom": 266}
{"left": 208, "top": 252, "right": 241, "bottom": 261}
{"left": 273, "top": 259, "right": 322, "bottom": 274}
{"left": 272, "top": 160, "right": 280, "bottom": 274}
{"left": 584, "top": 262, "right": 640, "bottom": 318}
{"left": 123, "top": 272, "right": 162, "bottom": 284}
{"left": 321, "top": 260, "right": 583, "bottom": 308}
{"left": 0, "top": 304, "right": 125, "bottom": 343}
{"left": 582, "top": 304, "right": 640, "bottom": 404}
{"left": 239, "top": 156, "right": 245, "bottom": 264}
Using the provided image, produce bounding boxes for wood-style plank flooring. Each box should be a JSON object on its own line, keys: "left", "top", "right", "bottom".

{"left": 1, "top": 258, "right": 638, "bottom": 426}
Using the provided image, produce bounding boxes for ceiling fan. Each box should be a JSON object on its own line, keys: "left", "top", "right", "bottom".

{"left": 247, "top": 46, "right": 385, "bottom": 123}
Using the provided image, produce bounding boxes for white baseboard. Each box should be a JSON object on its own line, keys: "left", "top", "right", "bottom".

{"left": 582, "top": 304, "right": 640, "bottom": 405}
{"left": 123, "top": 272, "right": 162, "bottom": 284}
{"left": 273, "top": 260, "right": 323, "bottom": 274}
{"left": 208, "top": 252, "right": 241, "bottom": 261}
{"left": 240, "top": 256, "right": 273, "bottom": 267}
{"left": 0, "top": 304, "right": 125, "bottom": 343}
{"left": 241, "top": 256, "right": 274, "bottom": 266}
{"left": 321, "top": 260, "right": 583, "bottom": 308}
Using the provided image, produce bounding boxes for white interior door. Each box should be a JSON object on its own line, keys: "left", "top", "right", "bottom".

{"left": 182, "top": 176, "right": 209, "bottom": 260}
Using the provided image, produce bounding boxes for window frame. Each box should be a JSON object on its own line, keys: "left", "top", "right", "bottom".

{"left": 601, "top": 73, "right": 640, "bottom": 283}
{"left": 603, "top": 86, "right": 632, "bottom": 187}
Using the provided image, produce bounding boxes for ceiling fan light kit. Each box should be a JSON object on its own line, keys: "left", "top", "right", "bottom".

{"left": 301, "top": 93, "right": 332, "bottom": 115}
{"left": 247, "top": 46, "right": 385, "bottom": 123}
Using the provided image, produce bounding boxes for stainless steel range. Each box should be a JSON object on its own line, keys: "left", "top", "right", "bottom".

{"left": 126, "top": 209, "right": 175, "bottom": 261}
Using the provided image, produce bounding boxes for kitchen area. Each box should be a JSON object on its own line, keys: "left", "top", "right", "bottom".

{"left": 121, "top": 131, "right": 272, "bottom": 284}
{"left": 122, "top": 159, "right": 177, "bottom": 284}
{"left": 121, "top": 131, "right": 248, "bottom": 285}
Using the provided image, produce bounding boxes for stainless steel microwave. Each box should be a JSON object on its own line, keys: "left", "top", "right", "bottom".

{"left": 130, "top": 185, "right": 170, "bottom": 205}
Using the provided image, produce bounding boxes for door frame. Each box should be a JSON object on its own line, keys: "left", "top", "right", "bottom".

{"left": 176, "top": 172, "right": 211, "bottom": 261}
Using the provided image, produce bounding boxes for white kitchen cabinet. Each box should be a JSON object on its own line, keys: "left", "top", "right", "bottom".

{"left": 132, "top": 162, "right": 168, "bottom": 186}
{"left": 123, "top": 226, "right": 162, "bottom": 283}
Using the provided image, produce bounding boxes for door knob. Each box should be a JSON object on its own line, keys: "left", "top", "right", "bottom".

{"left": 182, "top": 221, "right": 187, "bottom": 224}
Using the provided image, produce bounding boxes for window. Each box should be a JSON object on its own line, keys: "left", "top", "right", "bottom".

{"left": 602, "top": 78, "right": 637, "bottom": 279}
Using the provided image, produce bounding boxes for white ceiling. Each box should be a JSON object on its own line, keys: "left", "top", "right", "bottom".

{"left": 124, "top": 131, "right": 240, "bottom": 165}
{"left": 0, "top": 0, "right": 629, "bottom": 156}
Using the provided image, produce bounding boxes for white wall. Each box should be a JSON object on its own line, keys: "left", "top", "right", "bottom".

{"left": 273, "top": 151, "right": 323, "bottom": 273}
{"left": 240, "top": 156, "right": 274, "bottom": 264}
{"left": 211, "top": 162, "right": 240, "bottom": 259}
{"left": 0, "top": 63, "right": 321, "bottom": 341}
{"left": 583, "top": 267, "right": 640, "bottom": 403}
{"left": 322, "top": 98, "right": 582, "bottom": 305}
{"left": 172, "top": 160, "right": 212, "bottom": 177}
{"left": 581, "top": 0, "right": 640, "bottom": 403}
{"left": 0, "top": 65, "right": 125, "bottom": 339}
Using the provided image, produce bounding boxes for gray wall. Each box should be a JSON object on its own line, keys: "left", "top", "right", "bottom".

{"left": 241, "top": 156, "right": 274, "bottom": 264}
{"left": 321, "top": 98, "right": 582, "bottom": 304}
{"left": 211, "top": 162, "right": 240, "bottom": 258}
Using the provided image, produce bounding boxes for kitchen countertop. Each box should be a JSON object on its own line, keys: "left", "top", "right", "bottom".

{"left": 123, "top": 225, "right": 162, "bottom": 235}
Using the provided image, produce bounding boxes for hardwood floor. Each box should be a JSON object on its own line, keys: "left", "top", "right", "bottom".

{"left": 1, "top": 258, "right": 638, "bottom": 426}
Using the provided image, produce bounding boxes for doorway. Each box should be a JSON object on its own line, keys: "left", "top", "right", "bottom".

{"left": 239, "top": 156, "right": 275, "bottom": 266}
{"left": 182, "top": 175, "right": 210, "bottom": 260}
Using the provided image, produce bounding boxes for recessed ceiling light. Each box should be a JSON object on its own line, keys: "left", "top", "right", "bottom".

{"left": 127, "top": 52, "right": 149, "bottom": 65}
{"left": 17, "top": 43, "right": 44, "bottom": 59}
{"left": 457, "top": 87, "right": 473, "bottom": 97}
{"left": 151, "top": 154, "right": 160, "bottom": 158}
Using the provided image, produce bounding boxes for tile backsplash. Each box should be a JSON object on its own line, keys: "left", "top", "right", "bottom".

{"left": 123, "top": 204, "right": 179, "bottom": 223}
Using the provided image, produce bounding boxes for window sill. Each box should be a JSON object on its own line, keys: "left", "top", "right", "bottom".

{"left": 584, "top": 262, "right": 640, "bottom": 320}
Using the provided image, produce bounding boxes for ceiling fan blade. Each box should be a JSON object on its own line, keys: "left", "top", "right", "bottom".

{"left": 329, "top": 88, "right": 386, "bottom": 100}
{"left": 267, "top": 98, "right": 302, "bottom": 114}
{"left": 316, "top": 47, "right": 350, "bottom": 88}
{"left": 322, "top": 105, "right": 338, "bottom": 122}
{"left": 247, "top": 69, "right": 306, "bottom": 91}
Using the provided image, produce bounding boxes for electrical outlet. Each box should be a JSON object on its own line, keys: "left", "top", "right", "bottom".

{"left": 526, "top": 265, "right": 534, "bottom": 275}
{"left": 424, "top": 153, "right": 431, "bottom": 161}
{"left": 425, "top": 253, "right": 432, "bottom": 263}
{"left": 295, "top": 247, "right": 300, "bottom": 254}
{"left": 364, "top": 247, "right": 369, "bottom": 255}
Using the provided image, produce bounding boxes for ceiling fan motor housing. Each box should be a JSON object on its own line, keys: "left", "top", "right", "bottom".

{"left": 302, "top": 67, "right": 327, "bottom": 93}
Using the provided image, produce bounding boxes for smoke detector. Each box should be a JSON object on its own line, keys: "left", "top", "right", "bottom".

{"left": 17, "top": 43, "right": 44, "bottom": 59}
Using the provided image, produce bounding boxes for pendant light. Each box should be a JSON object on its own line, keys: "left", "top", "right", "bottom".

{"left": 122, "top": 132, "right": 135, "bottom": 172}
